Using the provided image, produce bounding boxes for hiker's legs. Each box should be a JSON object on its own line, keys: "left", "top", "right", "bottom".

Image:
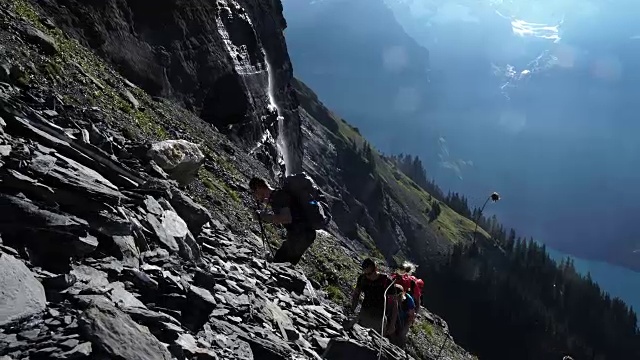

{"left": 272, "top": 228, "right": 316, "bottom": 265}
{"left": 357, "top": 308, "right": 386, "bottom": 334}
{"left": 389, "top": 325, "right": 409, "bottom": 347}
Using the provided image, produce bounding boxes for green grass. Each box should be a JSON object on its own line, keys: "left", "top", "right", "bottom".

{"left": 9, "top": 0, "right": 169, "bottom": 140}
{"left": 198, "top": 168, "right": 241, "bottom": 203}
{"left": 301, "top": 231, "right": 362, "bottom": 304}
{"left": 412, "top": 320, "right": 434, "bottom": 337}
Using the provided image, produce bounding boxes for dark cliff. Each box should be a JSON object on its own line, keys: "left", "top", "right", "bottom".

{"left": 37, "top": 0, "right": 304, "bottom": 176}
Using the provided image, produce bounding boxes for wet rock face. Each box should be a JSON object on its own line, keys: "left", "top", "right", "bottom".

{"left": 36, "top": 0, "right": 303, "bottom": 173}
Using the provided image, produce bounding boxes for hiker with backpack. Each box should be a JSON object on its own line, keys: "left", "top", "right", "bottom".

{"left": 349, "top": 258, "right": 399, "bottom": 335}
{"left": 392, "top": 261, "right": 425, "bottom": 313}
{"left": 249, "top": 173, "right": 331, "bottom": 266}
{"left": 387, "top": 283, "right": 417, "bottom": 347}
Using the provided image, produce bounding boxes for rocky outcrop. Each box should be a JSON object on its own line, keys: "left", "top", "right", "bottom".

{"left": 0, "top": 253, "right": 47, "bottom": 327}
{"left": 36, "top": 0, "right": 303, "bottom": 177}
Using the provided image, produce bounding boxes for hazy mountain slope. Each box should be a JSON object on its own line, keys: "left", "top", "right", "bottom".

{"left": 282, "top": 0, "right": 434, "bottom": 152}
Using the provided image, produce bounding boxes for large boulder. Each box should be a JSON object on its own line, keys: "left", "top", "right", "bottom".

{"left": 78, "top": 300, "right": 173, "bottom": 360}
{"left": 0, "top": 253, "right": 47, "bottom": 326}
{"left": 147, "top": 140, "right": 205, "bottom": 186}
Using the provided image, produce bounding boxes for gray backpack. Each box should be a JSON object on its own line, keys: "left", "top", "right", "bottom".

{"left": 282, "top": 172, "right": 332, "bottom": 230}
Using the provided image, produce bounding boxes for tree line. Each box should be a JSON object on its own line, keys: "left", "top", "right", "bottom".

{"left": 388, "top": 152, "right": 640, "bottom": 359}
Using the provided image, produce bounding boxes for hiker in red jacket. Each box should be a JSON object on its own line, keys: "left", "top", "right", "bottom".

{"left": 392, "top": 261, "right": 425, "bottom": 312}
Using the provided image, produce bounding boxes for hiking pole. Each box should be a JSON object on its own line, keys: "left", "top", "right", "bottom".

{"left": 436, "top": 334, "right": 449, "bottom": 360}
{"left": 255, "top": 199, "right": 275, "bottom": 259}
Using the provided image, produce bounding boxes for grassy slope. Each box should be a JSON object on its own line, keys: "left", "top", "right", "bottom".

{"left": 294, "top": 78, "right": 488, "bottom": 248}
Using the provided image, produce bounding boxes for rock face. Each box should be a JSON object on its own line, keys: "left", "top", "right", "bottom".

{"left": 36, "top": 0, "right": 304, "bottom": 175}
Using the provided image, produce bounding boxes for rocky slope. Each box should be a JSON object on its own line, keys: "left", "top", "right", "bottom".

{"left": 0, "top": 1, "right": 478, "bottom": 360}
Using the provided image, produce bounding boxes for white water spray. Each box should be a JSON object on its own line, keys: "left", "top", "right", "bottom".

{"left": 265, "top": 54, "right": 291, "bottom": 177}
{"left": 215, "top": 0, "right": 291, "bottom": 176}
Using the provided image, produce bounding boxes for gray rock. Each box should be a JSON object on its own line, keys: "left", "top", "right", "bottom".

{"left": 112, "top": 235, "right": 140, "bottom": 267}
{"left": 171, "top": 333, "right": 219, "bottom": 360}
{"left": 106, "top": 282, "right": 146, "bottom": 309}
{"left": 78, "top": 301, "right": 172, "bottom": 360}
{"left": 0, "top": 63, "right": 10, "bottom": 83}
{"left": 146, "top": 213, "right": 180, "bottom": 253}
{"left": 59, "top": 338, "right": 80, "bottom": 349}
{"left": 22, "top": 25, "right": 58, "bottom": 55}
{"left": 147, "top": 140, "right": 204, "bottom": 185}
{"left": 270, "top": 263, "right": 310, "bottom": 295}
{"left": 144, "top": 196, "right": 164, "bottom": 216}
{"left": 0, "top": 144, "right": 11, "bottom": 157}
{"left": 122, "top": 90, "right": 140, "bottom": 109}
{"left": 123, "top": 268, "right": 158, "bottom": 291}
{"left": 52, "top": 341, "right": 92, "bottom": 359}
{"left": 182, "top": 285, "right": 217, "bottom": 331}
{"left": 169, "top": 188, "right": 212, "bottom": 235}
{"left": 0, "top": 194, "right": 97, "bottom": 261}
{"left": 0, "top": 253, "right": 47, "bottom": 326}
{"left": 322, "top": 339, "right": 401, "bottom": 360}
{"left": 123, "top": 307, "right": 182, "bottom": 327}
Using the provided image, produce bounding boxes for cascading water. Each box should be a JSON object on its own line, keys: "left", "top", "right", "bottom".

{"left": 215, "top": 0, "right": 291, "bottom": 177}
{"left": 265, "top": 54, "right": 291, "bottom": 177}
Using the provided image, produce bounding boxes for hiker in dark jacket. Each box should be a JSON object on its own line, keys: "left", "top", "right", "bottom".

{"left": 350, "top": 258, "right": 398, "bottom": 335}
{"left": 249, "top": 176, "right": 317, "bottom": 266}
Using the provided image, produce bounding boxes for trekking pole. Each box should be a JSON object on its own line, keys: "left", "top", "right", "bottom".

{"left": 255, "top": 199, "right": 275, "bottom": 259}
{"left": 436, "top": 331, "right": 449, "bottom": 360}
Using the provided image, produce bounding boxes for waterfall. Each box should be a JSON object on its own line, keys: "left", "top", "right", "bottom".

{"left": 215, "top": 0, "right": 291, "bottom": 176}
{"left": 265, "top": 54, "right": 291, "bottom": 177}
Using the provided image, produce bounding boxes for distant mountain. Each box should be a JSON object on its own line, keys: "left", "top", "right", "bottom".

{"left": 282, "top": 0, "right": 435, "bottom": 152}
{"left": 284, "top": 0, "right": 640, "bottom": 274}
